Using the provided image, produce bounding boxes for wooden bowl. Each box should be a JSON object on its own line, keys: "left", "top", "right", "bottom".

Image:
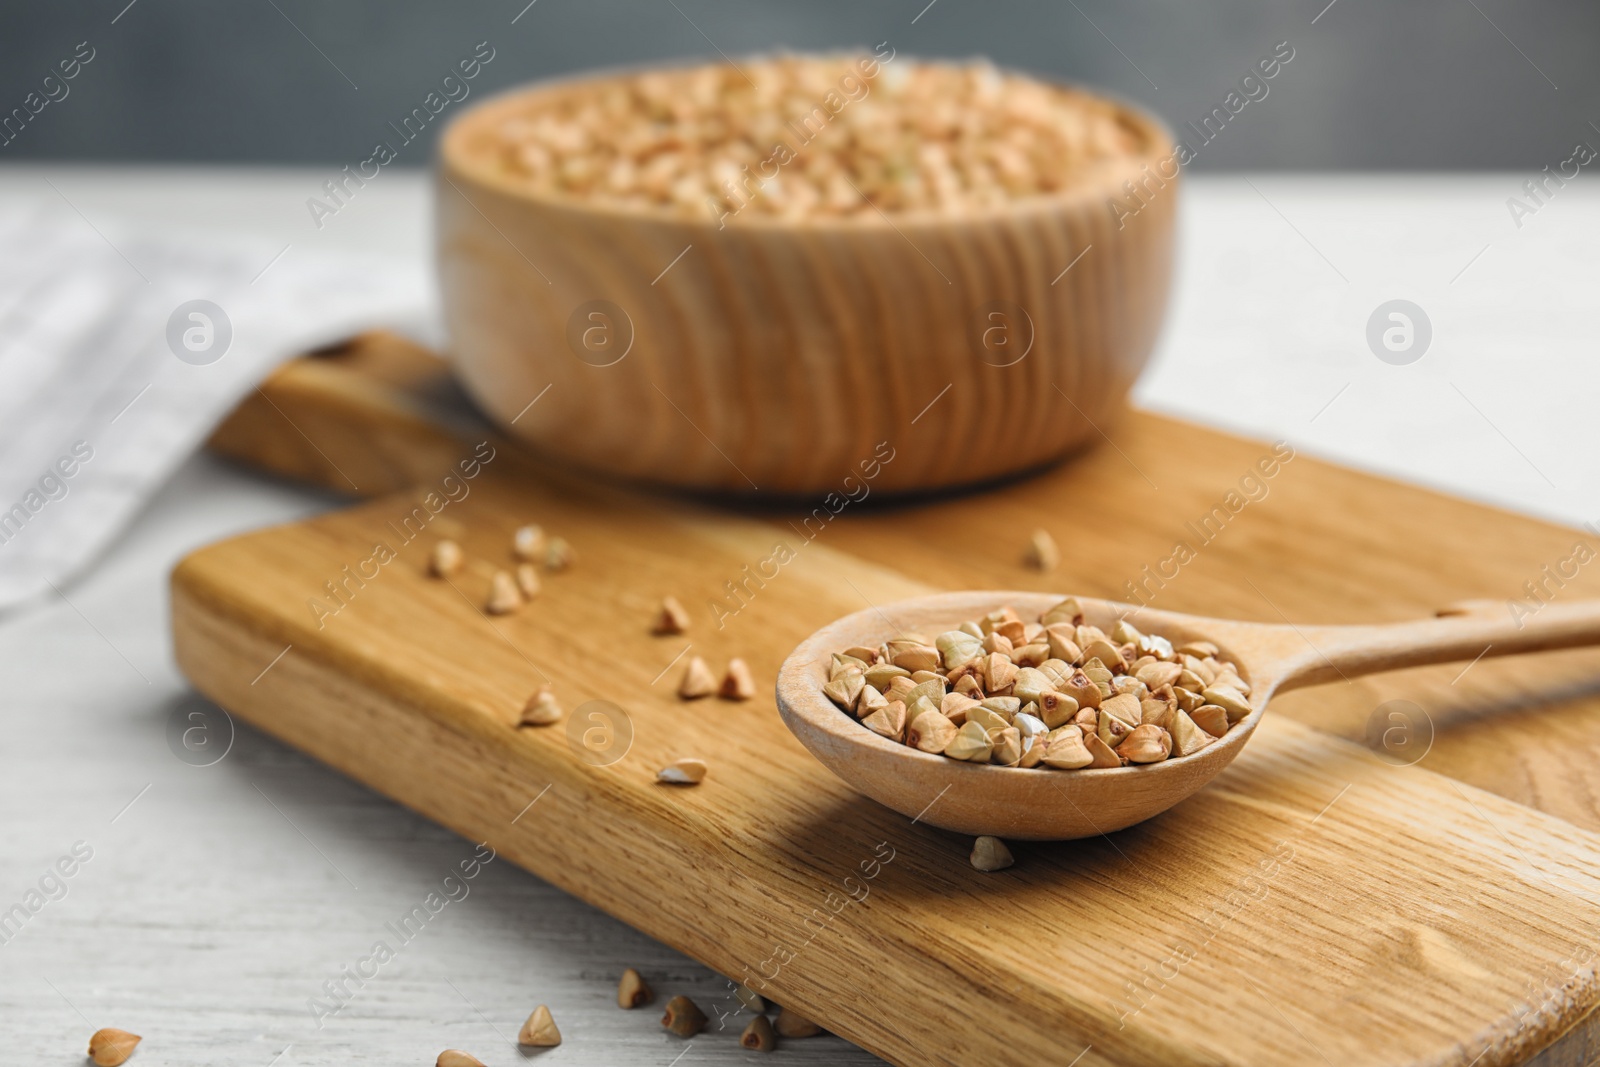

{"left": 776, "top": 592, "right": 1261, "bottom": 841}
{"left": 435, "top": 62, "right": 1178, "bottom": 496}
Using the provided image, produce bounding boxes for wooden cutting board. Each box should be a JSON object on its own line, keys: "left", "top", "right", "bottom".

{"left": 175, "top": 333, "right": 1600, "bottom": 1066}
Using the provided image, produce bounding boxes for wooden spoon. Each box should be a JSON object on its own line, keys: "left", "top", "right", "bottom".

{"left": 775, "top": 591, "right": 1600, "bottom": 840}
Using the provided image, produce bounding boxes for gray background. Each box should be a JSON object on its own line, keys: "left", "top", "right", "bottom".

{"left": 0, "top": 0, "right": 1594, "bottom": 169}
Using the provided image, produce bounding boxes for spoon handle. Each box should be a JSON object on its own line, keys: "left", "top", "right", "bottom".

{"left": 1270, "top": 597, "right": 1600, "bottom": 693}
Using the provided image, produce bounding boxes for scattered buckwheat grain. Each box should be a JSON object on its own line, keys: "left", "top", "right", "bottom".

{"left": 658, "top": 758, "right": 708, "bottom": 784}
{"left": 544, "top": 536, "right": 574, "bottom": 571}
{"left": 486, "top": 570, "right": 521, "bottom": 614}
{"left": 719, "top": 658, "right": 756, "bottom": 700}
{"left": 515, "top": 563, "right": 541, "bottom": 599}
{"left": 618, "top": 967, "right": 654, "bottom": 1008}
{"left": 774, "top": 1006, "right": 822, "bottom": 1038}
{"left": 517, "top": 1004, "right": 561, "bottom": 1047}
{"left": 519, "top": 685, "right": 564, "bottom": 726}
{"left": 970, "top": 835, "right": 1015, "bottom": 872}
{"left": 662, "top": 995, "right": 708, "bottom": 1037}
{"left": 88, "top": 1029, "right": 141, "bottom": 1067}
{"left": 741, "top": 1013, "right": 778, "bottom": 1051}
{"left": 653, "top": 595, "right": 691, "bottom": 634}
{"left": 735, "top": 983, "right": 767, "bottom": 1013}
{"left": 429, "top": 539, "right": 464, "bottom": 578}
{"left": 513, "top": 523, "right": 546, "bottom": 560}
{"left": 678, "top": 655, "right": 717, "bottom": 699}
{"left": 1024, "top": 528, "right": 1060, "bottom": 572}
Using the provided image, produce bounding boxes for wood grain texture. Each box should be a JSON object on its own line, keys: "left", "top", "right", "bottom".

{"left": 210, "top": 335, "right": 1600, "bottom": 836}
{"left": 0, "top": 453, "right": 881, "bottom": 1067}
{"left": 435, "top": 81, "right": 1176, "bottom": 495}
{"left": 193, "top": 331, "right": 1600, "bottom": 1062}
{"left": 169, "top": 473, "right": 1600, "bottom": 1067}
{"left": 206, "top": 337, "right": 474, "bottom": 495}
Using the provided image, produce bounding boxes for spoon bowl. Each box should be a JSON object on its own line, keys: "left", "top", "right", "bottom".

{"left": 775, "top": 590, "right": 1600, "bottom": 839}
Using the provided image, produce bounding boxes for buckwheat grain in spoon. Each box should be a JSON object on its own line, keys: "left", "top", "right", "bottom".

{"left": 776, "top": 591, "right": 1600, "bottom": 840}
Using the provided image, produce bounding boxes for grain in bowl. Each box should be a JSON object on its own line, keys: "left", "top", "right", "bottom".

{"left": 457, "top": 51, "right": 1149, "bottom": 223}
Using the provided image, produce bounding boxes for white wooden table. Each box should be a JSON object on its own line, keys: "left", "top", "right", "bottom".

{"left": 2, "top": 167, "right": 1595, "bottom": 1066}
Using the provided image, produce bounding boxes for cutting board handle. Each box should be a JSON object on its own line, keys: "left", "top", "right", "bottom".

{"left": 1269, "top": 597, "right": 1600, "bottom": 693}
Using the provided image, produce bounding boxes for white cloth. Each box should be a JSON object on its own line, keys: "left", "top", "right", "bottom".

{"left": 0, "top": 205, "right": 435, "bottom": 610}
